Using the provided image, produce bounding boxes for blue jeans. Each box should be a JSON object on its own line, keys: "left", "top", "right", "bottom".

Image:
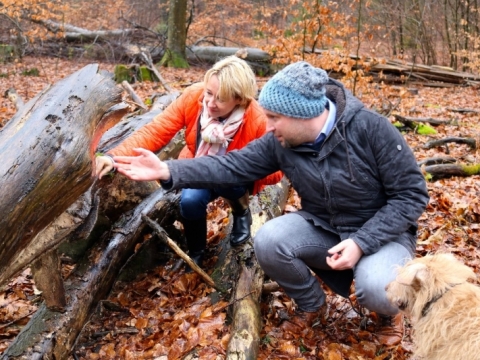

{"left": 180, "top": 186, "right": 248, "bottom": 220}
{"left": 254, "top": 212, "right": 412, "bottom": 315}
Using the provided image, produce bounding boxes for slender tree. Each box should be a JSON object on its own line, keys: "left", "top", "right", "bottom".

{"left": 161, "top": 0, "right": 189, "bottom": 68}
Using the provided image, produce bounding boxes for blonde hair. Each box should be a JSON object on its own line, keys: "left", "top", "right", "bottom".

{"left": 204, "top": 56, "right": 257, "bottom": 108}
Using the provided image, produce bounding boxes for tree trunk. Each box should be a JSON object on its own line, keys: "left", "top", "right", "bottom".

{"left": 0, "top": 64, "right": 124, "bottom": 288}
{"left": 163, "top": 0, "right": 189, "bottom": 68}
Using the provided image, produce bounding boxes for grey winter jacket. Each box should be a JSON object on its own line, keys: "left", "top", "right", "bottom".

{"left": 166, "top": 78, "right": 429, "bottom": 257}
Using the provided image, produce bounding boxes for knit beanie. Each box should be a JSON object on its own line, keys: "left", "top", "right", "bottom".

{"left": 259, "top": 61, "right": 329, "bottom": 119}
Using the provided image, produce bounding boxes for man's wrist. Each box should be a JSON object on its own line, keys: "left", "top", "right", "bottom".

{"left": 159, "top": 176, "right": 173, "bottom": 189}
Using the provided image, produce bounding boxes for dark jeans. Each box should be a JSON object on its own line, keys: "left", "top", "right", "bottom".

{"left": 180, "top": 186, "right": 248, "bottom": 220}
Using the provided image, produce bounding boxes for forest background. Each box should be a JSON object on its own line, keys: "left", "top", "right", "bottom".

{"left": 1, "top": 0, "right": 480, "bottom": 359}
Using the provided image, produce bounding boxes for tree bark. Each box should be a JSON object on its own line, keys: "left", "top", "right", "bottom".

{"left": 31, "top": 250, "right": 66, "bottom": 312}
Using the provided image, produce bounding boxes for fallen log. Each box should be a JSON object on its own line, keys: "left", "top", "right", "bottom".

{"left": 98, "top": 92, "right": 180, "bottom": 153}
{"left": 424, "top": 163, "right": 480, "bottom": 180}
{"left": 0, "top": 64, "right": 124, "bottom": 288}
{"left": 424, "top": 137, "right": 477, "bottom": 150}
{"left": 226, "top": 177, "right": 290, "bottom": 359}
{"left": 121, "top": 80, "right": 149, "bottom": 110}
{"left": 2, "top": 93, "right": 180, "bottom": 292}
{"left": 447, "top": 107, "right": 480, "bottom": 114}
{"left": 31, "top": 18, "right": 136, "bottom": 42}
{"left": 0, "top": 90, "right": 189, "bottom": 357}
{"left": 1, "top": 189, "right": 180, "bottom": 360}
{"left": 187, "top": 46, "right": 271, "bottom": 63}
{"left": 393, "top": 114, "right": 451, "bottom": 126}
{"left": 139, "top": 51, "right": 174, "bottom": 93}
{"left": 417, "top": 156, "right": 456, "bottom": 167}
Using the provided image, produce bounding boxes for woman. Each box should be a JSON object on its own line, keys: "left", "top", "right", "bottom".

{"left": 95, "top": 56, "right": 282, "bottom": 270}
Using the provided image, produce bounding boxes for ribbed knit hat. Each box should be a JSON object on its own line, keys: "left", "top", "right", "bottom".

{"left": 259, "top": 61, "right": 328, "bottom": 119}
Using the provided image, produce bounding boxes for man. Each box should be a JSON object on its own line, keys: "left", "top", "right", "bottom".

{"left": 112, "top": 61, "right": 429, "bottom": 346}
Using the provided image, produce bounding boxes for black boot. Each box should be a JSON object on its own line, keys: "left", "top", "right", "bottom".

{"left": 182, "top": 217, "right": 207, "bottom": 273}
{"left": 224, "top": 192, "right": 252, "bottom": 246}
{"left": 186, "top": 250, "right": 205, "bottom": 273}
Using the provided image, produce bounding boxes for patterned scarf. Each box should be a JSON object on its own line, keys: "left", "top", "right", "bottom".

{"left": 195, "top": 99, "right": 245, "bottom": 157}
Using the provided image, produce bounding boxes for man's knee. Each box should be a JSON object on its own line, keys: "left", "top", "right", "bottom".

{"left": 254, "top": 221, "right": 278, "bottom": 257}
{"left": 355, "top": 276, "right": 398, "bottom": 315}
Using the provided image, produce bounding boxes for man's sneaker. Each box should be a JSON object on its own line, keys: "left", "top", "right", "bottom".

{"left": 376, "top": 313, "right": 404, "bottom": 346}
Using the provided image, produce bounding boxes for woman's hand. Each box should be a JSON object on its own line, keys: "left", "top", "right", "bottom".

{"left": 114, "top": 148, "right": 171, "bottom": 181}
{"left": 95, "top": 155, "right": 115, "bottom": 179}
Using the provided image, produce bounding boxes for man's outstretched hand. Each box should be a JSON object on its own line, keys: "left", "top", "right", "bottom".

{"left": 114, "top": 148, "right": 171, "bottom": 181}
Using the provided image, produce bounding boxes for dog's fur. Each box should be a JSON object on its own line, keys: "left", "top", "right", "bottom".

{"left": 385, "top": 253, "right": 480, "bottom": 360}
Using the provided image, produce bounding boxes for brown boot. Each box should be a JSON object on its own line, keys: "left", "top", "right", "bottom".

{"left": 376, "top": 313, "right": 404, "bottom": 346}
{"left": 279, "top": 307, "right": 324, "bottom": 332}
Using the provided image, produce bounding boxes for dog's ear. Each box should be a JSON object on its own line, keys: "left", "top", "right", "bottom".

{"left": 396, "top": 263, "right": 428, "bottom": 291}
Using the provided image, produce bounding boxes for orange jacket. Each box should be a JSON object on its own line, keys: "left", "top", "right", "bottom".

{"left": 110, "top": 82, "right": 283, "bottom": 195}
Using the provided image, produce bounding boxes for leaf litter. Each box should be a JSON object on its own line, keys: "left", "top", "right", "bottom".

{"left": 1, "top": 57, "right": 480, "bottom": 359}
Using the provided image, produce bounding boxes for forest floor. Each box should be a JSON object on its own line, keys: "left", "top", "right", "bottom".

{"left": 1, "top": 56, "right": 480, "bottom": 359}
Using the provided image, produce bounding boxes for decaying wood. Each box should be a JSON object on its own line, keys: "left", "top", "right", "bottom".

{"left": 0, "top": 64, "right": 124, "bottom": 288}
{"left": 121, "top": 80, "right": 148, "bottom": 110}
{"left": 142, "top": 214, "right": 217, "bottom": 289}
{"left": 393, "top": 114, "right": 451, "bottom": 126}
{"left": 1, "top": 189, "right": 180, "bottom": 360}
{"left": 423, "top": 164, "right": 480, "bottom": 180}
{"left": 417, "top": 156, "right": 456, "bottom": 167}
{"left": 308, "top": 49, "right": 480, "bottom": 86}
{"left": 98, "top": 92, "right": 180, "bottom": 153}
{"left": 424, "top": 137, "right": 477, "bottom": 150}
{"left": 31, "top": 250, "right": 66, "bottom": 312}
{"left": 447, "top": 107, "right": 480, "bottom": 114}
{"left": 0, "top": 85, "right": 189, "bottom": 357}
{"left": 187, "top": 46, "right": 272, "bottom": 73}
{"left": 226, "top": 177, "right": 290, "bottom": 360}
{"left": 11, "top": 94, "right": 180, "bottom": 289}
{"left": 423, "top": 163, "right": 480, "bottom": 180}
{"left": 139, "top": 51, "right": 174, "bottom": 93}
{"left": 31, "top": 18, "right": 136, "bottom": 42}
{"left": 0, "top": 189, "right": 97, "bottom": 290}
{"left": 187, "top": 46, "right": 271, "bottom": 63}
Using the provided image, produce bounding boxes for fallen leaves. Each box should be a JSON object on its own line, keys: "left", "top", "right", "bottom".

{"left": 1, "top": 56, "right": 480, "bottom": 359}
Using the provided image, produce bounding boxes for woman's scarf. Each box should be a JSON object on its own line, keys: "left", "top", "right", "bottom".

{"left": 195, "top": 99, "right": 245, "bottom": 157}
